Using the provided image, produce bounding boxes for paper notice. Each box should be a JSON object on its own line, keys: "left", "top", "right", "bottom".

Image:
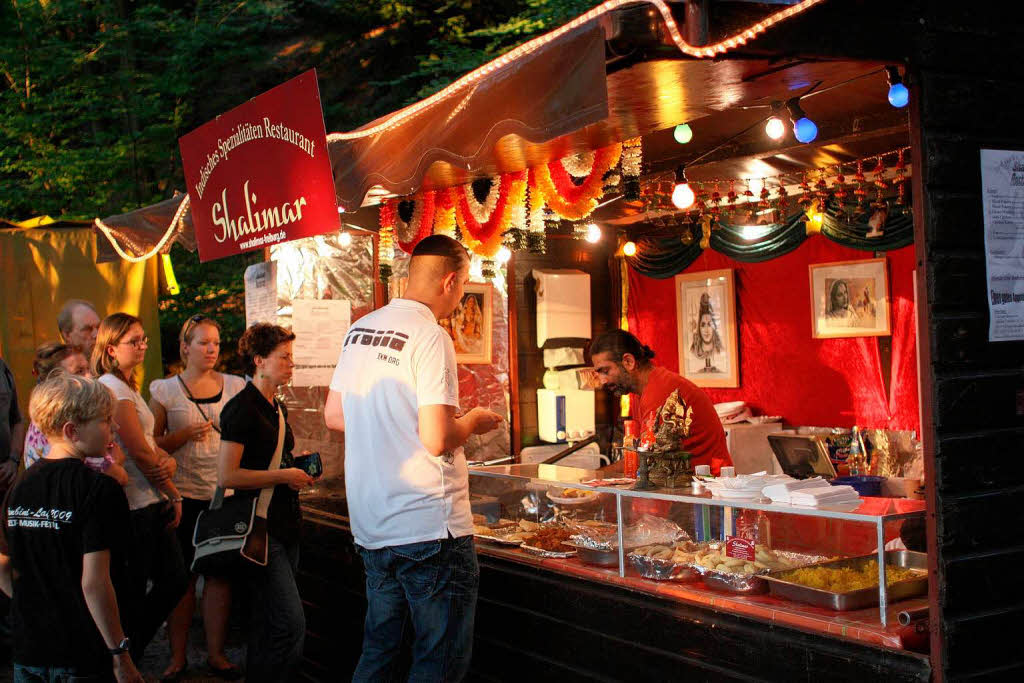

{"left": 980, "top": 149, "right": 1024, "bottom": 341}
{"left": 244, "top": 261, "right": 278, "bottom": 327}
{"left": 292, "top": 298, "right": 351, "bottom": 386}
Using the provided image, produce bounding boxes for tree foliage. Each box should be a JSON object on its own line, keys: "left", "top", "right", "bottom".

{"left": 0, "top": 0, "right": 599, "bottom": 370}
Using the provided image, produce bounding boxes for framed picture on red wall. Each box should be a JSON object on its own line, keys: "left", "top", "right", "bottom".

{"left": 439, "top": 282, "right": 493, "bottom": 364}
{"left": 675, "top": 269, "right": 739, "bottom": 388}
{"left": 809, "top": 257, "right": 891, "bottom": 339}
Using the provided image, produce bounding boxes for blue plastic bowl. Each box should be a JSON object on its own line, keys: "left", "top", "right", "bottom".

{"left": 831, "top": 475, "right": 885, "bottom": 497}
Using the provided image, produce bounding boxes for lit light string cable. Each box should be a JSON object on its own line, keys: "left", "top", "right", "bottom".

{"left": 326, "top": 0, "right": 829, "bottom": 142}
{"left": 93, "top": 194, "right": 191, "bottom": 263}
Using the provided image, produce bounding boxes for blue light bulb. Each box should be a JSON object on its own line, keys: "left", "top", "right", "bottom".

{"left": 793, "top": 117, "right": 818, "bottom": 144}
{"left": 888, "top": 82, "right": 909, "bottom": 108}
{"left": 673, "top": 123, "right": 693, "bottom": 144}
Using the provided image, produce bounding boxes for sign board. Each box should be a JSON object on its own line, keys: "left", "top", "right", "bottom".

{"left": 179, "top": 70, "right": 339, "bottom": 262}
{"left": 980, "top": 149, "right": 1024, "bottom": 341}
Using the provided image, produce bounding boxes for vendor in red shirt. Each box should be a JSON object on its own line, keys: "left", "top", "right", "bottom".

{"left": 591, "top": 330, "right": 731, "bottom": 475}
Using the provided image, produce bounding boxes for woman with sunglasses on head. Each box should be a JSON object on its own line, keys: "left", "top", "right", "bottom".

{"left": 149, "top": 315, "right": 245, "bottom": 681}
{"left": 22, "top": 342, "right": 129, "bottom": 485}
{"left": 94, "top": 313, "right": 189, "bottom": 664}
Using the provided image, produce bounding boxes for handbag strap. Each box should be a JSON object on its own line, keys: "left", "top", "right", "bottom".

{"left": 177, "top": 374, "right": 222, "bottom": 434}
{"left": 210, "top": 402, "right": 286, "bottom": 512}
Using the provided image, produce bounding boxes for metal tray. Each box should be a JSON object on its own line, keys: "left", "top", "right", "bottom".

{"left": 564, "top": 542, "right": 622, "bottom": 567}
{"left": 628, "top": 554, "right": 701, "bottom": 582}
{"left": 520, "top": 542, "right": 576, "bottom": 559}
{"left": 692, "top": 550, "right": 832, "bottom": 595}
{"left": 762, "top": 551, "right": 928, "bottom": 611}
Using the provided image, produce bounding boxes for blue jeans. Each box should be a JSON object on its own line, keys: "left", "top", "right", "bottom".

{"left": 245, "top": 537, "right": 305, "bottom": 683}
{"left": 354, "top": 535, "right": 479, "bottom": 683}
{"left": 13, "top": 664, "right": 107, "bottom": 682}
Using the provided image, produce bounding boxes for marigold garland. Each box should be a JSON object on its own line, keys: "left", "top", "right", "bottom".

{"left": 454, "top": 170, "right": 527, "bottom": 258}
{"left": 530, "top": 142, "right": 621, "bottom": 220}
{"left": 396, "top": 191, "right": 436, "bottom": 253}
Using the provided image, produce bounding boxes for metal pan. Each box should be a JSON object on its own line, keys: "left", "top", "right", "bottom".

{"left": 762, "top": 551, "right": 928, "bottom": 611}
{"left": 628, "top": 554, "right": 701, "bottom": 582}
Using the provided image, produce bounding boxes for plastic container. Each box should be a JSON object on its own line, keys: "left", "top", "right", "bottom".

{"left": 830, "top": 475, "right": 885, "bottom": 497}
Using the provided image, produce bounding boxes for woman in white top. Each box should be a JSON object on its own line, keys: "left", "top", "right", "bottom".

{"left": 94, "top": 313, "right": 189, "bottom": 663}
{"left": 150, "top": 315, "right": 245, "bottom": 680}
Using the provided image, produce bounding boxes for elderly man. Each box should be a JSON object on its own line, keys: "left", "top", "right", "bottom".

{"left": 57, "top": 300, "right": 101, "bottom": 358}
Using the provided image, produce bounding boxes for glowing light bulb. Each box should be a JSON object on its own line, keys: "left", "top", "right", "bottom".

{"left": 888, "top": 82, "right": 909, "bottom": 108}
{"left": 672, "top": 182, "right": 695, "bottom": 209}
{"left": 337, "top": 206, "right": 345, "bottom": 213}
{"left": 339, "top": 231, "right": 352, "bottom": 247}
{"left": 793, "top": 117, "right": 818, "bottom": 144}
{"left": 673, "top": 123, "right": 693, "bottom": 144}
{"left": 496, "top": 246, "right": 512, "bottom": 263}
{"left": 622, "top": 241, "right": 637, "bottom": 257}
{"left": 585, "top": 223, "right": 602, "bottom": 243}
{"left": 765, "top": 116, "right": 786, "bottom": 140}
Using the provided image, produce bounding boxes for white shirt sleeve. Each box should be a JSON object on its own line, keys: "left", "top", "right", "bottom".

{"left": 98, "top": 374, "right": 133, "bottom": 402}
{"left": 412, "top": 328, "right": 459, "bottom": 409}
{"left": 148, "top": 378, "right": 167, "bottom": 405}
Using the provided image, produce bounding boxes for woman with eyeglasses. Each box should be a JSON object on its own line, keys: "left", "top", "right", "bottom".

{"left": 22, "top": 342, "right": 130, "bottom": 485}
{"left": 149, "top": 315, "right": 245, "bottom": 681}
{"left": 94, "top": 313, "right": 189, "bottom": 663}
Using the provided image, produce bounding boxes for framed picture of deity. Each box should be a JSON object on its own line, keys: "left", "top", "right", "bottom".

{"left": 439, "top": 282, "right": 493, "bottom": 364}
{"left": 675, "top": 269, "right": 739, "bottom": 388}
{"left": 809, "top": 258, "right": 890, "bottom": 339}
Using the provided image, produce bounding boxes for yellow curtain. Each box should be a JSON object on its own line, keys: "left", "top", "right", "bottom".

{"left": 0, "top": 226, "right": 164, "bottom": 414}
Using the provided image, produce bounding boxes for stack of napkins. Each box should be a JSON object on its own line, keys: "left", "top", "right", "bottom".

{"left": 788, "top": 484, "right": 861, "bottom": 507}
{"left": 761, "top": 477, "right": 828, "bottom": 503}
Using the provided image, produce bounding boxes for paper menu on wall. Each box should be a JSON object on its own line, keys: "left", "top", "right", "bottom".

{"left": 291, "top": 298, "right": 351, "bottom": 386}
{"left": 980, "top": 149, "right": 1024, "bottom": 342}
{"left": 244, "top": 260, "right": 278, "bottom": 327}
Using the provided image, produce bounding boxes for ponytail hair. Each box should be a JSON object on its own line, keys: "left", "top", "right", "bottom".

{"left": 590, "top": 330, "right": 655, "bottom": 365}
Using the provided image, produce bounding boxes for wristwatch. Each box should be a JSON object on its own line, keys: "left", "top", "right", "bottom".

{"left": 108, "top": 637, "right": 130, "bottom": 656}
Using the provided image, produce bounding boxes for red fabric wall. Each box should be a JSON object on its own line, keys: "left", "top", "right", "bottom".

{"left": 626, "top": 238, "right": 920, "bottom": 432}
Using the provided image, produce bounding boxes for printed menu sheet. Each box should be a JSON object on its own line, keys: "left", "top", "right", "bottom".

{"left": 292, "top": 298, "right": 351, "bottom": 386}
{"left": 980, "top": 149, "right": 1024, "bottom": 341}
{"left": 244, "top": 260, "right": 278, "bottom": 327}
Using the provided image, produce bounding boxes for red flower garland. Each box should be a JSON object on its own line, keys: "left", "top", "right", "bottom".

{"left": 397, "top": 190, "right": 437, "bottom": 253}
{"left": 455, "top": 170, "right": 526, "bottom": 257}
{"left": 545, "top": 145, "right": 618, "bottom": 205}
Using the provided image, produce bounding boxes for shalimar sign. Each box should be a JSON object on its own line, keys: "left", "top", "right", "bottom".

{"left": 179, "top": 69, "right": 339, "bottom": 262}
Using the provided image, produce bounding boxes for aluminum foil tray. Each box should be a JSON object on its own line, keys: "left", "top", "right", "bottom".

{"left": 692, "top": 551, "right": 833, "bottom": 595}
{"left": 762, "top": 551, "right": 928, "bottom": 611}
{"left": 628, "top": 554, "right": 701, "bottom": 582}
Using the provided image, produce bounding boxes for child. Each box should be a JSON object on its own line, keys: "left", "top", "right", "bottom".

{"left": 0, "top": 372, "right": 142, "bottom": 682}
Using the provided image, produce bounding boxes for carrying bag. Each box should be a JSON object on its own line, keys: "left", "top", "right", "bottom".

{"left": 191, "top": 403, "right": 285, "bottom": 574}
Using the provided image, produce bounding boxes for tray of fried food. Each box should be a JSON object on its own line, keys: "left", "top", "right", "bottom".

{"left": 473, "top": 518, "right": 540, "bottom": 545}
{"left": 693, "top": 545, "right": 832, "bottom": 594}
{"left": 520, "top": 525, "right": 576, "bottom": 557}
{"left": 628, "top": 540, "right": 709, "bottom": 581}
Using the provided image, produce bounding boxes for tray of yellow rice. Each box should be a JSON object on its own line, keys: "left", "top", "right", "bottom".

{"left": 762, "top": 551, "right": 928, "bottom": 611}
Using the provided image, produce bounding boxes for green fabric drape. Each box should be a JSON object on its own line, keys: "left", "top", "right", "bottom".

{"left": 625, "top": 201, "right": 914, "bottom": 279}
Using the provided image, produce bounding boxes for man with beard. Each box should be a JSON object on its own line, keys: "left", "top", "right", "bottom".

{"left": 590, "top": 329, "right": 731, "bottom": 475}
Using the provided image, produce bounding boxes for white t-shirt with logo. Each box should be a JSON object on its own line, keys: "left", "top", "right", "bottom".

{"left": 329, "top": 298, "right": 470, "bottom": 550}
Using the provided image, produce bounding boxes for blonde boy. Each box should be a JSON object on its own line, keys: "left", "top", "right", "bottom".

{"left": 0, "top": 373, "right": 142, "bottom": 683}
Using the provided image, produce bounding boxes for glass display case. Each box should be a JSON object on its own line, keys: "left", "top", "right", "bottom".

{"left": 468, "top": 463, "right": 927, "bottom": 628}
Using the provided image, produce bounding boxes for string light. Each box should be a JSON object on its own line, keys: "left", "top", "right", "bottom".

{"left": 622, "top": 241, "right": 637, "bottom": 257}
{"left": 94, "top": 194, "right": 191, "bottom": 263}
{"left": 671, "top": 166, "right": 696, "bottom": 209}
{"left": 584, "top": 223, "right": 602, "bottom": 243}
{"left": 786, "top": 98, "right": 817, "bottom": 144}
{"left": 339, "top": 231, "right": 352, "bottom": 247}
{"left": 673, "top": 123, "right": 693, "bottom": 144}
{"left": 765, "top": 101, "right": 785, "bottom": 139}
{"left": 885, "top": 66, "right": 909, "bottom": 108}
{"left": 496, "top": 245, "right": 512, "bottom": 263}
{"left": 326, "top": 0, "right": 829, "bottom": 143}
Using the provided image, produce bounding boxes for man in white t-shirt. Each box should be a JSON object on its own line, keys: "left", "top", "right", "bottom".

{"left": 326, "top": 235, "right": 502, "bottom": 682}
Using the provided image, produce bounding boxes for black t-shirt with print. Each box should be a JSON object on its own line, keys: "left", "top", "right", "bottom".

{"left": 1, "top": 458, "right": 131, "bottom": 672}
{"left": 220, "top": 382, "right": 301, "bottom": 543}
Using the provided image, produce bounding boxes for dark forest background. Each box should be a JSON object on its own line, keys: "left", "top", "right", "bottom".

{"left": 0, "top": 0, "right": 595, "bottom": 371}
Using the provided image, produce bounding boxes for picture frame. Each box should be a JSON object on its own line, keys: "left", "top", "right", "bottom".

{"left": 675, "top": 269, "right": 739, "bottom": 388}
{"left": 439, "top": 282, "right": 493, "bottom": 364}
{"left": 808, "top": 257, "right": 890, "bottom": 339}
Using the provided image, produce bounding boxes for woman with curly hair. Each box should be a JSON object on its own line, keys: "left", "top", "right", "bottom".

{"left": 217, "top": 323, "right": 313, "bottom": 683}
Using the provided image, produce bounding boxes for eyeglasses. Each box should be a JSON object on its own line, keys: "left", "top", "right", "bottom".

{"left": 120, "top": 336, "right": 148, "bottom": 349}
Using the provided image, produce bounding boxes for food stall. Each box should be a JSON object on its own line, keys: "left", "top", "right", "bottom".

{"left": 93, "top": 1, "right": 1024, "bottom": 680}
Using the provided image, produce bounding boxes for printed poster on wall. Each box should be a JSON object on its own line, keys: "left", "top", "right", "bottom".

{"left": 243, "top": 260, "right": 278, "bottom": 327}
{"left": 980, "top": 149, "right": 1024, "bottom": 341}
{"left": 291, "top": 298, "right": 351, "bottom": 387}
{"left": 179, "top": 69, "right": 339, "bottom": 262}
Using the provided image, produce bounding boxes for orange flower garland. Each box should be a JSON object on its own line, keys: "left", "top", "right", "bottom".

{"left": 530, "top": 143, "right": 622, "bottom": 220}
{"left": 397, "top": 191, "right": 436, "bottom": 253}
{"left": 454, "top": 170, "right": 527, "bottom": 258}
